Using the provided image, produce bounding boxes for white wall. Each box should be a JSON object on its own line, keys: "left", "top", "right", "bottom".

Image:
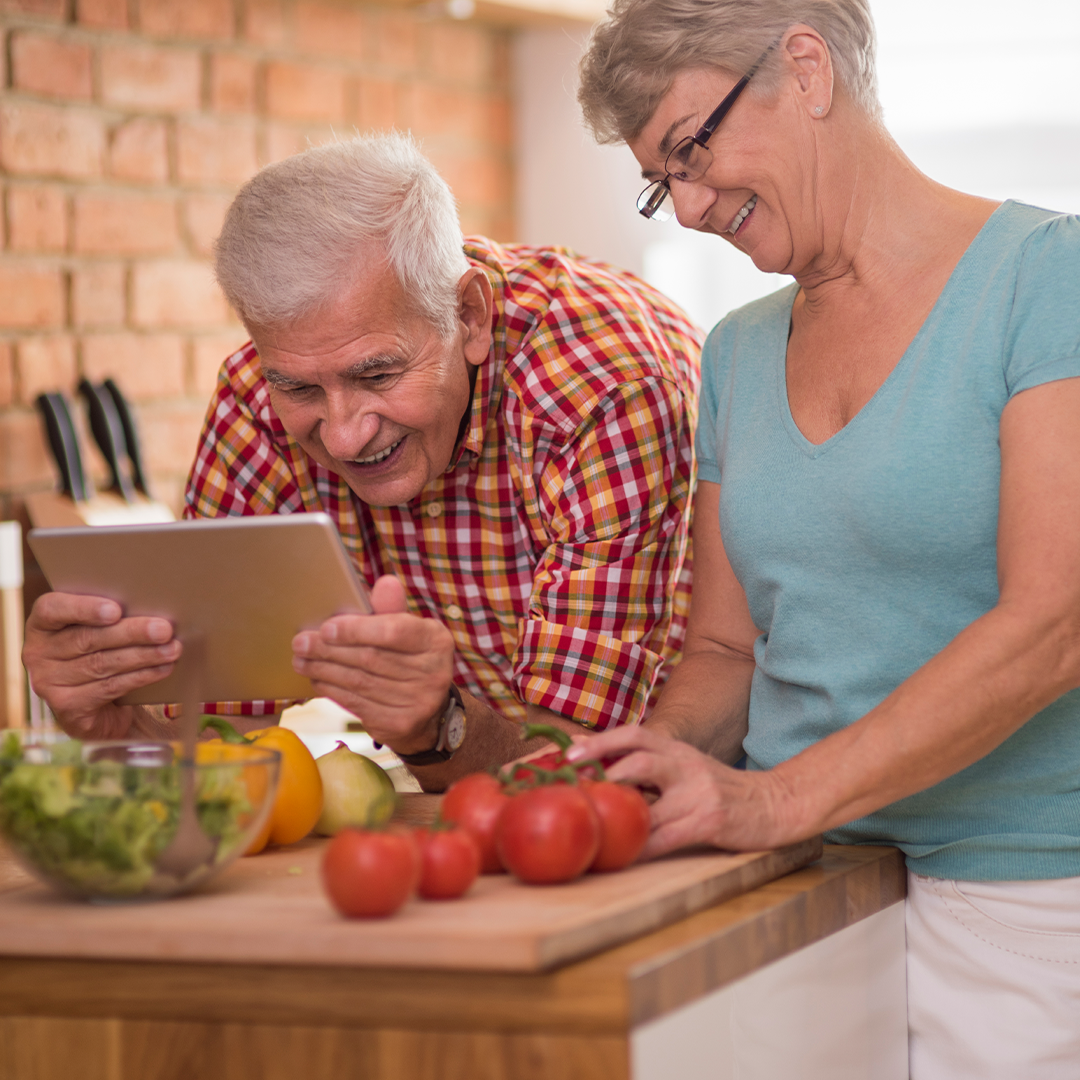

{"left": 513, "top": 0, "right": 1080, "bottom": 334}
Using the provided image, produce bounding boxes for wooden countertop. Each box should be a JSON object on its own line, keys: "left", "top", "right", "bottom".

{"left": 0, "top": 840, "right": 905, "bottom": 1035}
{"left": 0, "top": 794, "right": 821, "bottom": 974}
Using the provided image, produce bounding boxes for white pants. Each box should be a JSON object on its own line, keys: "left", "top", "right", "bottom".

{"left": 906, "top": 870, "right": 1080, "bottom": 1079}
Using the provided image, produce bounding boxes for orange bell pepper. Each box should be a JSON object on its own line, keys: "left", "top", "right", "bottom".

{"left": 202, "top": 719, "right": 324, "bottom": 854}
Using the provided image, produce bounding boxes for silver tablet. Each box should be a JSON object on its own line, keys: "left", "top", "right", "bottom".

{"left": 28, "top": 513, "right": 372, "bottom": 707}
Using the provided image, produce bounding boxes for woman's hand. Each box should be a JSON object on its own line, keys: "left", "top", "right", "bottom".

{"left": 567, "top": 726, "right": 802, "bottom": 858}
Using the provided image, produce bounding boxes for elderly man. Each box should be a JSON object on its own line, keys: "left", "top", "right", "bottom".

{"left": 23, "top": 134, "right": 700, "bottom": 789}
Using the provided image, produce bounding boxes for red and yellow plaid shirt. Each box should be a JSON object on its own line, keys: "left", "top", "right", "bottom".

{"left": 185, "top": 238, "right": 701, "bottom": 727}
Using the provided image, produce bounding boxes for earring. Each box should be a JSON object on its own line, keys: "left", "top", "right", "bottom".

{"left": 814, "top": 106, "right": 824, "bottom": 115}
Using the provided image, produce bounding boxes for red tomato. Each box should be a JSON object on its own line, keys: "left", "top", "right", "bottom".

{"left": 415, "top": 826, "right": 482, "bottom": 900}
{"left": 582, "top": 780, "right": 651, "bottom": 872}
{"left": 509, "top": 750, "right": 566, "bottom": 782}
{"left": 495, "top": 784, "right": 600, "bottom": 884}
{"left": 321, "top": 827, "right": 420, "bottom": 918}
{"left": 441, "top": 773, "right": 511, "bottom": 874}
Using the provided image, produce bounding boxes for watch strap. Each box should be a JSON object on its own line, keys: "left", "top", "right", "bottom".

{"left": 396, "top": 685, "right": 465, "bottom": 767}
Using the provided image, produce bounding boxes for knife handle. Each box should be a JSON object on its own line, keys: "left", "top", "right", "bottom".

{"left": 102, "top": 378, "right": 151, "bottom": 497}
{"left": 35, "top": 393, "right": 92, "bottom": 502}
{"left": 79, "top": 379, "right": 137, "bottom": 503}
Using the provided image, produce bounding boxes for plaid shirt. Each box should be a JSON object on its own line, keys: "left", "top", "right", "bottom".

{"left": 185, "top": 238, "right": 701, "bottom": 727}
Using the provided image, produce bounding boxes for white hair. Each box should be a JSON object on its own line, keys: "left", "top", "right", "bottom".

{"left": 578, "top": 0, "right": 882, "bottom": 144}
{"left": 214, "top": 133, "right": 469, "bottom": 337}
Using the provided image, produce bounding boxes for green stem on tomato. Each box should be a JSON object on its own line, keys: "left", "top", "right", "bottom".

{"left": 199, "top": 717, "right": 253, "bottom": 744}
{"left": 521, "top": 723, "right": 573, "bottom": 751}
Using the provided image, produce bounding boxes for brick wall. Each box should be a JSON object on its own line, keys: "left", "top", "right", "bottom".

{"left": 0, "top": 0, "right": 515, "bottom": 533}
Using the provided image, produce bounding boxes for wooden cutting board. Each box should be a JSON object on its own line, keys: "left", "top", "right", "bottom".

{"left": 0, "top": 796, "right": 821, "bottom": 973}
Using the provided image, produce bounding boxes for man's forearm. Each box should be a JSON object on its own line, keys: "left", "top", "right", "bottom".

{"left": 404, "top": 692, "right": 584, "bottom": 793}
{"left": 643, "top": 651, "right": 754, "bottom": 764}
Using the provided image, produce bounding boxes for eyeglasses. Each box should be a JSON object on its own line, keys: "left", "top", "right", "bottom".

{"left": 636, "top": 48, "right": 773, "bottom": 222}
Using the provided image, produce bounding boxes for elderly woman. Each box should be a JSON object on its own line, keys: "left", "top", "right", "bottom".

{"left": 574, "top": 0, "right": 1080, "bottom": 1076}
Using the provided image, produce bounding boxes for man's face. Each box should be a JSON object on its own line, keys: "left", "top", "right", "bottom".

{"left": 253, "top": 258, "right": 478, "bottom": 507}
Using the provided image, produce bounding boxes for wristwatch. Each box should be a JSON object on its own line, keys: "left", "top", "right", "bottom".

{"left": 396, "top": 684, "right": 467, "bottom": 766}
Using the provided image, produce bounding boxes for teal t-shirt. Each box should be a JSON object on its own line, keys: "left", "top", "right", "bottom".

{"left": 697, "top": 201, "right": 1080, "bottom": 880}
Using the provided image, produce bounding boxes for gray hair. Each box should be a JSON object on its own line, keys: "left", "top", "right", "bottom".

{"left": 214, "top": 133, "right": 469, "bottom": 337}
{"left": 578, "top": 0, "right": 881, "bottom": 144}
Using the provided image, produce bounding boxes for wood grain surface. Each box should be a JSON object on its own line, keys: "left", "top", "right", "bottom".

{"left": 0, "top": 846, "right": 905, "bottom": 1080}
{"left": 0, "top": 795, "right": 821, "bottom": 973}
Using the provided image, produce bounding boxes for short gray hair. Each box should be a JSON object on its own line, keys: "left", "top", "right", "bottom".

{"left": 214, "top": 133, "right": 469, "bottom": 337}
{"left": 578, "top": 0, "right": 881, "bottom": 144}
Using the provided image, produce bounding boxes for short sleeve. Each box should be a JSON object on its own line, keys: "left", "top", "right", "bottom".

{"left": 1004, "top": 213, "right": 1080, "bottom": 396}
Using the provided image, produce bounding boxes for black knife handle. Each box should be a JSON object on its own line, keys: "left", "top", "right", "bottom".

{"left": 35, "top": 393, "right": 91, "bottom": 502}
{"left": 79, "top": 379, "right": 136, "bottom": 502}
{"left": 102, "top": 378, "right": 151, "bottom": 496}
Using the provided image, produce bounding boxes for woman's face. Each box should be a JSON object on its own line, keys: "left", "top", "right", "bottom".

{"left": 628, "top": 66, "right": 824, "bottom": 277}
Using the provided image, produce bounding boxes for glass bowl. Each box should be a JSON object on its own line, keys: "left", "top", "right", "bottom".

{"left": 0, "top": 731, "right": 280, "bottom": 901}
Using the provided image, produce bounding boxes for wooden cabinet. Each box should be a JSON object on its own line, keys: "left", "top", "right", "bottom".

{"left": 0, "top": 843, "right": 906, "bottom": 1080}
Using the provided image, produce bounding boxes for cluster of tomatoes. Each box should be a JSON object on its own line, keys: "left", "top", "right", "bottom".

{"left": 321, "top": 727, "right": 652, "bottom": 919}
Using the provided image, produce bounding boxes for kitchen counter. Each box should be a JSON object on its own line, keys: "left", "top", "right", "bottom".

{"left": 0, "top": 796, "right": 907, "bottom": 1080}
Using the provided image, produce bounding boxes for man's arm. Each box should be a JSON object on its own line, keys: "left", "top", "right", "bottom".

{"left": 291, "top": 575, "right": 588, "bottom": 792}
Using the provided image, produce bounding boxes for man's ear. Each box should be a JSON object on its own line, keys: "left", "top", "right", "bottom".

{"left": 458, "top": 267, "right": 493, "bottom": 367}
{"left": 782, "top": 24, "right": 834, "bottom": 118}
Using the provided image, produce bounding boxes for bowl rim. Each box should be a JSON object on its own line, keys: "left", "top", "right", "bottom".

{"left": 3, "top": 733, "right": 281, "bottom": 769}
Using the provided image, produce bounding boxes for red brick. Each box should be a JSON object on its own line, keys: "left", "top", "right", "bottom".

{"left": 210, "top": 52, "right": 257, "bottom": 114}
{"left": 191, "top": 332, "right": 247, "bottom": 397}
{"left": 6, "top": 186, "right": 68, "bottom": 253}
{"left": 295, "top": 0, "right": 365, "bottom": 60}
{"left": 82, "top": 332, "right": 186, "bottom": 400}
{"left": 265, "top": 61, "right": 347, "bottom": 124}
{"left": 243, "top": 0, "right": 290, "bottom": 48}
{"left": 109, "top": 117, "right": 169, "bottom": 183}
{"left": 16, "top": 334, "right": 77, "bottom": 403}
{"left": 403, "top": 84, "right": 502, "bottom": 144}
{"left": 0, "top": 263, "right": 65, "bottom": 330}
{"left": 177, "top": 118, "right": 259, "bottom": 186}
{"left": 0, "top": 410, "right": 54, "bottom": 492}
{"left": 74, "top": 193, "right": 179, "bottom": 256}
{"left": 132, "top": 261, "right": 230, "bottom": 328}
{"left": 0, "top": 342, "right": 13, "bottom": 408}
{"left": 356, "top": 77, "right": 399, "bottom": 133}
{"left": 71, "top": 263, "right": 126, "bottom": 328}
{"left": 77, "top": 0, "right": 129, "bottom": 30}
{"left": 11, "top": 33, "right": 94, "bottom": 102}
{"left": 100, "top": 43, "right": 201, "bottom": 112}
{"left": 137, "top": 399, "right": 207, "bottom": 475}
{"left": 423, "top": 23, "right": 497, "bottom": 87}
{"left": 428, "top": 149, "right": 511, "bottom": 211}
{"left": 0, "top": 102, "right": 105, "bottom": 179}
{"left": 183, "top": 193, "right": 231, "bottom": 257}
{"left": 366, "top": 9, "right": 418, "bottom": 74}
{"left": 137, "top": 0, "right": 235, "bottom": 40}
{"left": 491, "top": 35, "right": 511, "bottom": 89}
{"left": 0, "top": 0, "right": 65, "bottom": 18}
{"left": 262, "top": 123, "right": 334, "bottom": 165}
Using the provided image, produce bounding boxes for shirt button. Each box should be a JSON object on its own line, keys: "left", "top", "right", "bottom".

{"left": 445, "top": 604, "right": 464, "bottom": 620}
{"left": 426, "top": 501, "right": 443, "bottom": 518}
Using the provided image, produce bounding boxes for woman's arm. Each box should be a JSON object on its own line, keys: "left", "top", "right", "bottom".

{"left": 575, "top": 377, "right": 1080, "bottom": 855}
{"left": 642, "top": 481, "right": 757, "bottom": 764}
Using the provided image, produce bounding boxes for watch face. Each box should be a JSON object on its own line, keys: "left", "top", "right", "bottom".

{"left": 446, "top": 706, "right": 466, "bottom": 752}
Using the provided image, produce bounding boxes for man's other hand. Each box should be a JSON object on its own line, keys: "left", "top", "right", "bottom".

{"left": 291, "top": 574, "right": 455, "bottom": 756}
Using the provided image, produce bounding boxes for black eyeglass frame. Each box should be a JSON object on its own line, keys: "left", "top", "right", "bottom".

{"left": 636, "top": 46, "right": 774, "bottom": 221}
